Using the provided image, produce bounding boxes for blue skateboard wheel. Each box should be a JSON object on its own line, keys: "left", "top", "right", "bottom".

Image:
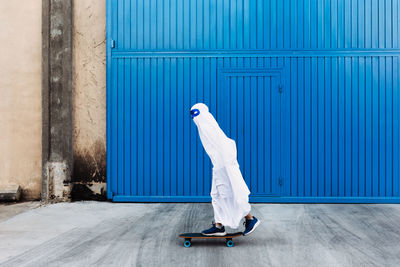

{"left": 226, "top": 240, "right": 234, "bottom": 247}
{"left": 184, "top": 240, "right": 192, "bottom": 248}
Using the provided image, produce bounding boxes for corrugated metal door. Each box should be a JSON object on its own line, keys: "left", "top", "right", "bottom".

{"left": 107, "top": 0, "right": 400, "bottom": 203}
{"left": 218, "top": 69, "right": 282, "bottom": 197}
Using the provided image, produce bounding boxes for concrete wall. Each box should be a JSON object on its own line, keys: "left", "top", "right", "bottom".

{"left": 0, "top": 0, "right": 107, "bottom": 201}
{"left": 73, "top": 0, "right": 107, "bottom": 199}
{"left": 0, "top": 1, "right": 42, "bottom": 200}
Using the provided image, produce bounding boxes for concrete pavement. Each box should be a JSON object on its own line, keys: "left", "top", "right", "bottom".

{"left": 0, "top": 202, "right": 41, "bottom": 222}
{"left": 0, "top": 202, "right": 400, "bottom": 267}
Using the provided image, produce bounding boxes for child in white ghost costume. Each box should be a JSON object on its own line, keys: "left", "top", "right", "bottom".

{"left": 190, "top": 103, "right": 260, "bottom": 236}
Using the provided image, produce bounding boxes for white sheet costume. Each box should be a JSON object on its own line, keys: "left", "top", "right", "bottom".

{"left": 190, "top": 103, "right": 251, "bottom": 229}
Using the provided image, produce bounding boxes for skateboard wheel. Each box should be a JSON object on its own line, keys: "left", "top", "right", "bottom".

{"left": 226, "top": 239, "right": 234, "bottom": 247}
{"left": 184, "top": 240, "right": 192, "bottom": 248}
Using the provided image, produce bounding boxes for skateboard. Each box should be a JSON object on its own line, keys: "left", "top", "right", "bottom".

{"left": 178, "top": 232, "right": 243, "bottom": 247}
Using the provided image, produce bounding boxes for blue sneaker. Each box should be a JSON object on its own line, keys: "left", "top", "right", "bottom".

{"left": 201, "top": 223, "right": 226, "bottom": 236}
{"left": 243, "top": 216, "right": 261, "bottom": 236}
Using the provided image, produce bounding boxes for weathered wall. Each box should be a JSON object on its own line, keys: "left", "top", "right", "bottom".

{"left": 0, "top": 1, "right": 42, "bottom": 200}
{"left": 73, "top": 0, "right": 107, "bottom": 200}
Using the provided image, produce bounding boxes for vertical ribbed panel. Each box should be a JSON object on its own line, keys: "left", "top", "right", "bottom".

{"left": 113, "top": 0, "right": 400, "bottom": 50}
{"left": 283, "top": 56, "right": 399, "bottom": 198}
{"left": 219, "top": 69, "right": 282, "bottom": 196}
{"left": 107, "top": 0, "right": 400, "bottom": 202}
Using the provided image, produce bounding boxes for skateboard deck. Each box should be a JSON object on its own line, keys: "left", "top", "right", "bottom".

{"left": 179, "top": 232, "right": 243, "bottom": 247}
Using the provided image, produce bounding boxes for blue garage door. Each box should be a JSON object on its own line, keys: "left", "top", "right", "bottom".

{"left": 107, "top": 0, "right": 400, "bottom": 203}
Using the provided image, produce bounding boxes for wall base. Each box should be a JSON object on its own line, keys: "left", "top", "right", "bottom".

{"left": 42, "top": 162, "right": 72, "bottom": 203}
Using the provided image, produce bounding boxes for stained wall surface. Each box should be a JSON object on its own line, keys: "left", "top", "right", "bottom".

{"left": 73, "top": 0, "right": 107, "bottom": 199}
{"left": 0, "top": 1, "right": 42, "bottom": 200}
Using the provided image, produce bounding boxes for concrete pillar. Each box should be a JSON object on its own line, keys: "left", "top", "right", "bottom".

{"left": 42, "top": 0, "right": 74, "bottom": 202}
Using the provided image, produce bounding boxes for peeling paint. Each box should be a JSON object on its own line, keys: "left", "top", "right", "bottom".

{"left": 50, "top": 28, "right": 62, "bottom": 37}
{"left": 44, "top": 161, "right": 72, "bottom": 202}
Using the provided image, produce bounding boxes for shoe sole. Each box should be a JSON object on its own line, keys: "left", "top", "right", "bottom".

{"left": 201, "top": 232, "right": 227, "bottom": 236}
{"left": 243, "top": 220, "right": 261, "bottom": 236}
